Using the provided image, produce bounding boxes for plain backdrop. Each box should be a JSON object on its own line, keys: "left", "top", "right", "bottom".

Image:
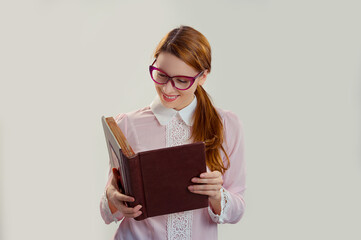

{"left": 0, "top": 0, "right": 360, "bottom": 239}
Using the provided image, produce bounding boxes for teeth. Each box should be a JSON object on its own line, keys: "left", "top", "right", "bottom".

{"left": 164, "top": 95, "right": 177, "bottom": 99}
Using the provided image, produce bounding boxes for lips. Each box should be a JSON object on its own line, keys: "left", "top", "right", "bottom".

{"left": 162, "top": 93, "right": 179, "bottom": 102}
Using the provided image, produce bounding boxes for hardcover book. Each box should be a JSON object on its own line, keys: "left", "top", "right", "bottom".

{"left": 101, "top": 116, "right": 208, "bottom": 221}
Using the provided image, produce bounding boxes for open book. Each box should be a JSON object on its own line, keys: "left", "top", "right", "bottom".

{"left": 101, "top": 116, "right": 208, "bottom": 221}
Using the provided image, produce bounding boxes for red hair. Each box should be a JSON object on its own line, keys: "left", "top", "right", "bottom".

{"left": 153, "top": 26, "right": 230, "bottom": 174}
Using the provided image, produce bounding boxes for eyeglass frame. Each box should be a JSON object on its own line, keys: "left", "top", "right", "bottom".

{"left": 149, "top": 59, "right": 204, "bottom": 90}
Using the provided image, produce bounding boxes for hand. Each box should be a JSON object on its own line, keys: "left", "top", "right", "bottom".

{"left": 188, "top": 171, "right": 223, "bottom": 201}
{"left": 188, "top": 170, "right": 223, "bottom": 214}
{"left": 106, "top": 168, "right": 142, "bottom": 218}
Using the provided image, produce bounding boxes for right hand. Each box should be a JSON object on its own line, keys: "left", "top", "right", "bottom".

{"left": 106, "top": 168, "right": 143, "bottom": 218}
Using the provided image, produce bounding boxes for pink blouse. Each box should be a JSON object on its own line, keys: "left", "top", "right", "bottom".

{"left": 100, "top": 95, "right": 246, "bottom": 240}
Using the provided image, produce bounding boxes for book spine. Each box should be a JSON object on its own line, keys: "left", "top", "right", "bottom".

{"left": 116, "top": 149, "right": 126, "bottom": 194}
{"left": 121, "top": 152, "right": 132, "bottom": 197}
{"left": 127, "top": 155, "right": 147, "bottom": 221}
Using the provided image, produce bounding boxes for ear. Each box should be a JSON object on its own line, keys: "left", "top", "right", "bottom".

{"left": 198, "top": 69, "right": 209, "bottom": 86}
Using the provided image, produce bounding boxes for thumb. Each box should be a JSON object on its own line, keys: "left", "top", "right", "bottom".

{"left": 112, "top": 168, "right": 124, "bottom": 193}
{"left": 112, "top": 168, "right": 120, "bottom": 178}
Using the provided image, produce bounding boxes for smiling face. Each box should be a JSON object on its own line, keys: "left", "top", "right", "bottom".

{"left": 153, "top": 52, "right": 208, "bottom": 111}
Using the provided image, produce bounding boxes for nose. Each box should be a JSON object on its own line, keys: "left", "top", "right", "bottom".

{"left": 162, "top": 79, "right": 175, "bottom": 93}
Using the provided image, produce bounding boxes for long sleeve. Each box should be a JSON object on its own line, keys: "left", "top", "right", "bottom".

{"left": 208, "top": 110, "right": 246, "bottom": 224}
{"left": 99, "top": 153, "right": 125, "bottom": 224}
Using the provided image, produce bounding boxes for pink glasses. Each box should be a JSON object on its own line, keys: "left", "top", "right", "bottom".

{"left": 149, "top": 59, "right": 204, "bottom": 90}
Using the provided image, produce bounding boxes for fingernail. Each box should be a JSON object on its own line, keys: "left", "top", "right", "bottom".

{"left": 188, "top": 186, "right": 193, "bottom": 191}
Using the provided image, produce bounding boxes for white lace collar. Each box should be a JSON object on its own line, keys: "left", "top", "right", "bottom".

{"left": 150, "top": 95, "right": 197, "bottom": 126}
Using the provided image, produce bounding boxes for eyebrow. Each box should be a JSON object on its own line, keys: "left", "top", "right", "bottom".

{"left": 154, "top": 66, "right": 195, "bottom": 78}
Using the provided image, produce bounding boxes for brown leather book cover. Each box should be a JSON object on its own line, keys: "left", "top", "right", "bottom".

{"left": 101, "top": 116, "right": 208, "bottom": 221}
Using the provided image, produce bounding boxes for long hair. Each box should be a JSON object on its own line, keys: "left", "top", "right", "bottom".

{"left": 153, "top": 26, "right": 230, "bottom": 174}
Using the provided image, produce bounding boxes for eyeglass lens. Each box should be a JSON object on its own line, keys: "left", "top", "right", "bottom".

{"left": 152, "top": 69, "right": 192, "bottom": 90}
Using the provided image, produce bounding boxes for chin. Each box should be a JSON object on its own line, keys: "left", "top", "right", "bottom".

{"left": 161, "top": 100, "right": 176, "bottom": 108}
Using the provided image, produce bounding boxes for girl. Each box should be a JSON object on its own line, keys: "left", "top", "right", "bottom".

{"left": 100, "top": 25, "right": 246, "bottom": 240}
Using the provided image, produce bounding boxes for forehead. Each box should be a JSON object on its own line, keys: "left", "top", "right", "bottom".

{"left": 156, "top": 52, "right": 198, "bottom": 76}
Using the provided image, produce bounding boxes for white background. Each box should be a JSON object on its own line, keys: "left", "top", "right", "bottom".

{"left": 1, "top": 0, "right": 360, "bottom": 239}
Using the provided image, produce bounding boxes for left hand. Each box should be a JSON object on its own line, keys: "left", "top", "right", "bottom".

{"left": 188, "top": 171, "right": 223, "bottom": 201}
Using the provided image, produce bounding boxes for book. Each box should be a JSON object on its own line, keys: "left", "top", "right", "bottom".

{"left": 101, "top": 116, "right": 208, "bottom": 221}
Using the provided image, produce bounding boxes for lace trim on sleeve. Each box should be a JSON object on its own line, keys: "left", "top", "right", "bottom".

{"left": 208, "top": 187, "right": 230, "bottom": 224}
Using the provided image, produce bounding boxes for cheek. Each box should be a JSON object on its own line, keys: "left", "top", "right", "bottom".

{"left": 155, "top": 85, "right": 162, "bottom": 93}
{"left": 178, "top": 90, "right": 194, "bottom": 100}
{"left": 182, "top": 84, "right": 198, "bottom": 96}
